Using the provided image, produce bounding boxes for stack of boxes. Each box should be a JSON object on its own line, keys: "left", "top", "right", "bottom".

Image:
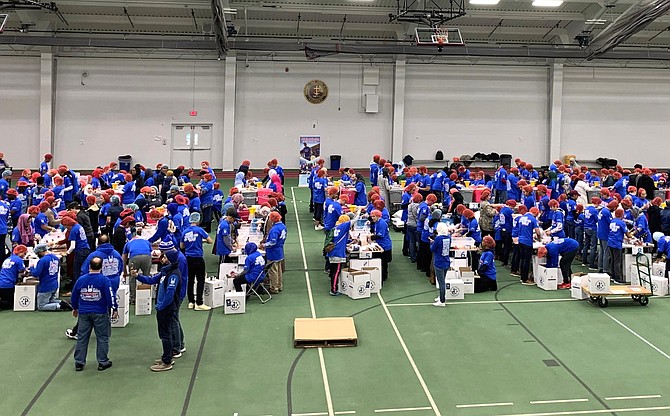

{"left": 135, "top": 284, "right": 153, "bottom": 316}
{"left": 349, "top": 258, "right": 381, "bottom": 295}
{"left": 112, "top": 284, "right": 130, "bottom": 327}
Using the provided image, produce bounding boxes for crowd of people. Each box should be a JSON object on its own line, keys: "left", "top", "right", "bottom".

{"left": 0, "top": 153, "right": 288, "bottom": 372}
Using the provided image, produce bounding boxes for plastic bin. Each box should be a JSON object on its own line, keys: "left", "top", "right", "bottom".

{"left": 330, "top": 155, "right": 341, "bottom": 171}
{"left": 118, "top": 155, "right": 132, "bottom": 173}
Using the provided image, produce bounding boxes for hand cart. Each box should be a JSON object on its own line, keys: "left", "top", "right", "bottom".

{"left": 584, "top": 285, "right": 651, "bottom": 308}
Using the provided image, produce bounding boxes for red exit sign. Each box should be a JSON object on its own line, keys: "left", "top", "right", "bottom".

{"left": 190, "top": 110, "right": 197, "bottom": 116}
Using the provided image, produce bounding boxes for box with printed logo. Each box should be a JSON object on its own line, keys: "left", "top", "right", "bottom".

{"left": 361, "top": 267, "right": 381, "bottom": 294}
{"left": 652, "top": 262, "right": 666, "bottom": 278}
{"left": 445, "top": 279, "right": 465, "bottom": 300}
{"left": 537, "top": 266, "right": 558, "bottom": 291}
{"left": 116, "top": 284, "right": 130, "bottom": 309}
{"left": 111, "top": 307, "right": 130, "bottom": 328}
{"left": 337, "top": 271, "right": 351, "bottom": 297}
{"left": 224, "top": 291, "right": 246, "bottom": 314}
{"left": 13, "top": 281, "right": 38, "bottom": 312}
{"left": 532, "top": 255, "right": 547, "bottom": 281}
{"left": 135, "top": 284, "right": 152, "bottom": 315}
{"left": 586, "top": 273, "right": 610, "bottom": 295}
{"left": 204, "top": 278, "right": 225, "bottom": 308}
{"left": 438, "top": 269, "right": 460, "bottom": 289}
{"left": 346, "top": 271, "right": 371, "bottom": 300}
{"left": 652, "top": 276, "right": 669, "bottom": 296}
{"left": 349, "top": 258, "right": 382, "bottom": 271}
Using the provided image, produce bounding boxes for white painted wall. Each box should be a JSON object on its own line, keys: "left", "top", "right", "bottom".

{"left": 54, "top": 58, "right": 225, "bottom": 170}
{"left": 562, "top": 67, "right": 670, "bottom": 168}
{"left": 404, "top": 64, "right": 549, "bottom": 166}
{"left": 234, "top": 61, "right": 393, "bottom": 170}
{"left": 0, "top": 56, "right": 41, "bottom": 170}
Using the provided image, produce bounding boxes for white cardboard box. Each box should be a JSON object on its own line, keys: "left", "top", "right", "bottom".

{"left": 445, "top": 279, "right": 465, "bottom": 300}
{"left": 338, "top": 271, "right": 350, "bottom": 297}
{"left": 135, "top": 284, "right": 152, "bottom": 315}
{"left": 111, "top": 307, "right": 130, "bottom": 328}
{"left": 587, "top": 273, "right": 610, "bottom": 295}
{"left": 204, "top": 279, "right": 225, "bottom": 308}
{"left": 116, "top": 284, "right": 130, "bottom": 309}
{"left": 224, "top": 291, "right": 246, "bottom": 314}
{"left": 532, "top": 255, "right": 547, "bottom": 280}
{"left": 451, "top": 258, "right": 468, "bottom": 269}
{"left": 438, "top": 269, "right": 459, "bottom": 288}
{"left": 652, "top": 262, "right": 666, "bottom": 278}
{"left": 14, "top": 282, "right": 38, "bottom": 311}
{"left": 537, "top": 266, "right": 558, "bottom": 291}
{"left": 347, "top": 271, "right": 371, "bottom": 300}
{"left": 361, "top": 267, "right": 381, "bottom": 294}
{"left": 349, "top": 258, "right": 382, "bottom": 271}
{"left": 458, "top": 267, "right": 475, "bottom": 294}
{"left": 453, "top": 250, "right": 467, "bottom": 259}
{"left": 571, "top": 275, "right": 588, "bottom": 300}
{"left": 651, "top": 276, "right": 669, "bottom": 296}
{"left": 237, "top": 254, "right": 247, "bottom": 266}
{"left": 218, "top": 262, "right": 242, "bottom": 279}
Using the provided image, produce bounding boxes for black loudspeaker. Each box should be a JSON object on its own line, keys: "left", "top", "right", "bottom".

{"left": 500, "top": 154, "right": 512, "bottom": 166}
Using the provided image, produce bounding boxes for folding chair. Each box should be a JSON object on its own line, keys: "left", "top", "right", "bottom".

{"left": 246, "top": 263, "right": 272, "bottom": 304}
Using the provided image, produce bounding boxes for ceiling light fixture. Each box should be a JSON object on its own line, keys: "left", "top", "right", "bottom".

{"left": 469, "top": 0, "right": 500, "bottom": 5}
{"left": 532, "top": 0, "right": 563, "bottom": 7}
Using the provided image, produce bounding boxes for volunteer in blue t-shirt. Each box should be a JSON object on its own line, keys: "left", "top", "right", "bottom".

{"left": 263, "top": 212, "right": 287, "bottom": 294}
{"left": 31, "top": 244, "right": 71, "bottom": 311}
{"left": 63, "top": 216, "right": 91, "bottom": 288}
{"left": 230, "top": 242, "right": 266, "bottom": 292}
{"left": 607, "top": 208, "right": 627, "bottom": 283}
{"left": 430, "top": 223, "right": 451, "bottom": 306}
{"left": 326, "top": 215, "right": 351, "bottom": 296}
{"left": 476, "top": 236, "right": 498, "bottom": 293}
{"left": 518, "top": 207, "right": 543, "bottom": 285}
{"left": 369, "top": 209, "right": 392, "bottom": 283}
{"left": 582, "top": 199, "right": 600, "bottom": 270}
{"left": 0, "top": 245, "right": 28, "bottom": 309}
{"left": 180, "top": 212, "right": 213, "bottom": 311}
{"left": 538, "top": 238, "right": 580, "bottom": 289}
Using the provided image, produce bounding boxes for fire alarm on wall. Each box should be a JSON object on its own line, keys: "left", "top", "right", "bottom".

{"left": 190, "top": 110, "right": 197, "bottom": 116}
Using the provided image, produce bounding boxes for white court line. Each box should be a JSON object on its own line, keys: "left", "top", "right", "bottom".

{"left": 378, "top": 292, "right": 442, "bottom": 416}
{"left": 374, "top": 407, "right": 432, "bottom": 413}
{"left": 530, "top": 399, "right": 589, "bottom": 405}
{"left": 605, "top": 395, "right": 662, "bottom": 401}
{"left": 291, "top": 187, "right": 335, "bottom": 416}
{"left": 492, "top": 405, "right": 670, "bottom": 416}
{"left": 292, "top": 413, "right": 327, "bottom": 416}
{"left": 601, "top": 310, "right": 670, "bottom": 361}
{"left": 388, "top": 299, "right": 578, "bottom": 307}
{"left": 335, "top": 412, "right": 357, "bottom": 415}
{"left": 456, "top": 402, "right": 514, "bottom": 408}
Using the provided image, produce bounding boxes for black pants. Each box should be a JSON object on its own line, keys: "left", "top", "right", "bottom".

{"left": 213, "top": 207, "right": 222, "bottom": 224}
{"left": 157, "top": 306, "right": 175, "bottom": 364}
{"left": 402, "top": 227, "right": 409, "bottom": 256}
{"left": 474, "top": 276, "right": 497, "bottom": 292}
{"left": 87, "top": 235, "right": 96, "bottom": 251}
{"left": 309, "top": 191, "right": 314, "bottom": 212}
{"left": 511, "top": 244, "right": 520, "bottom": 273}
{"left": 187, "top": 256, "right": 206, "bottom": 305}
{"left": 201, "top": 205, "right": 212, "bottom": 233}
{"left": 559, "top": 249, "right": 578, "bottom": 284}
{"left": 469, "top": 243, "right": 481, "bottom": 272}
{"left": 233, "top": 276, "right": 248, "bottom": 292}
{"left": 500, "top": 231, "right": 512, "bottom": 266}
{"left": 0, "top": 233, "right": 7, "bottom": 265}
{"left": 378, "top": 250, "right": 392, "bottom": 281}
{"left": 418, "top": 241, "right": 430, "bottom": 272}
{"left": 0, "top": 287, "right": 14, "bottom": 310}
{"left": 314, "top": 203, "right": 324, "bottom": 223}
{"left": 609, "top": 247, "right": 623, "bottom": 281}
{"left": 329, "top": 262, "right": 343, "bottom": 293}
{"left": 519, "top": 244, "right": 533, "bottom": 282}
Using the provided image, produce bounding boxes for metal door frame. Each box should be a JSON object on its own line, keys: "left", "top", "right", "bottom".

{"left": 170, "top": 123, "right": 213, "bottom": 168}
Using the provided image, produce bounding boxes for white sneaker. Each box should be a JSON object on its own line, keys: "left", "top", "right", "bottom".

{"left": 315, "top": 225, "right": 324, "bottom": 231}
{"left": 432, "top": 301, "right": 446, "bottom": 307}
{"left": 195, "top": 304, "right": 212, "bottom": 311}
{"left": 434, "top": 297, "right": 440, "bottom": 302}
{"left": 187, "top": 303, "right": 195, "bottom": 309}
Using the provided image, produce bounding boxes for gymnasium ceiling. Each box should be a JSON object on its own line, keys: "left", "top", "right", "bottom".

{"left": 1, "top": 0, "right": 670, "bottom": 55}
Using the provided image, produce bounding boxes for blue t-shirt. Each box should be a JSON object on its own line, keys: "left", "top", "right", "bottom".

{"left": 494, "top": 168, "right": 507, "bottom": 191}
{"left": 34, "top": 213, "right": 50, "bottom": 237}
{"left": 323, "top": 200, "right": 342, "bottom": 231}
{"left": 215, "top": 221, "right": 232, "bottom": 256}
{"left": 328, "top": 222, "right": 351, "bottom": 259}
{"left": 30, "top": 253, "right": 60, "bottom": 293}
{"left": 545, "top": 238, "right": 580, "bottom": 267}
{"left": 478, "top": 250, "right": 496, "bottom": 280}
{"left": 0, "top": 200, "right": 9, "bottom": 234}
{"left": 467, "top": 218, "right": 482, "bottom": 243}
{"left": 181, "top": 225, "right": 210, "bottom": 257}
{"left": 430, "top": 235, "right": 451, "bottom": 270}
{"left": 243, "top": 251, "right": 266, "bottom": 284}
{"left": 607, "top": 218, "right": 626, "bottom": 250}
{"left": 313, "top": 178, "right": 327, "bottom": 204}
{"left": 123, "top": 238, "right": 152, "bottom": 258}
{"left": 199, "top": 181, "right": 214, "bottom": 205}
{"left": 597, "top": 208, "right": 612, "bottom": 241}
{"left": 265, "top": 222, "right": 287, "bottom": 261}
{"left": 0, "top": 255, "right": 25, "bottom": 289}
{"left": 518, "top": 213, "right": 539, "bottom": 247}
{"left": 121, "top": 181, "right": 136, "bottom": 205}
{"left": 69, "top": 224, "right": 90, "bottom": 251}
{"left": 354, "top": 181, "right": 367, "bottom": 206}
{"left": 373, "top": 218, "right": 392, "bottom": 251}
{"left": 583, "top": 206, "right": 598, "bottom": 230}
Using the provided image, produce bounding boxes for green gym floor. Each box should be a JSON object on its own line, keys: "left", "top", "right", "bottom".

{"left": 3, "top": 180, "right": 670, "bottom": 416}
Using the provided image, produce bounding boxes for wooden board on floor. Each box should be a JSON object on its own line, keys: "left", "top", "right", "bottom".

{"left": 294, "top": 317, "right": 358, "bottom": 348}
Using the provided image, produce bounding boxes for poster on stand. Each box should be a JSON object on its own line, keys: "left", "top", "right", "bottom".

{"left": 299, "top": 135, "right": 321, "bottom": 174}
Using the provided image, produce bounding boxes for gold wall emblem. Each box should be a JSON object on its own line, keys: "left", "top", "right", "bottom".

{"left": 304, "top": 80, "right": 328, "bottom": 104}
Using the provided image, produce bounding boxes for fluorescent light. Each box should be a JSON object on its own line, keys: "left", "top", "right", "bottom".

{"left": 469, "top": 0, "right": 500, "bottom": 4}
{"left": 586, "top": 18, "right": 607, "bottom": 24}
{"left": 532, "top": 0, "right": 563, "bottom": 6}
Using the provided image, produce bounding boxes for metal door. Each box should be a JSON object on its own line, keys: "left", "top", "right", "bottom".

{"left": 171, "top": 124, "right": 213, "bottom": 169}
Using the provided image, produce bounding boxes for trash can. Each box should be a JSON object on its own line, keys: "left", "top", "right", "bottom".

{"left": 118, "top": 155, "right": 132, "bottom": 172}
{"left": 330, "top": 155, "right": 341, "bottom": 171}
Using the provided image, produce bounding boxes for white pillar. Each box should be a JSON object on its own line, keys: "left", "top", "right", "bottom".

{"left": 222, "top": 55, "right": 236, "bottom": 170}
{"left": 391, "top": 59, "right": 406, "bottom": 163}
{"left": 39, "top": 52, "right": 55, "bottom": 165}
{"left": 547, "top": 61, "right": 564, "bottom": 165}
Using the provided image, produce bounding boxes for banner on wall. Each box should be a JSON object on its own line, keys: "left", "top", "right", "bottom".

{"left": 299, "top": 135, "right": 321, "bottom": 174}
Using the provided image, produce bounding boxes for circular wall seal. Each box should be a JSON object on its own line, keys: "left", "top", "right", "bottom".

{"left": 304, "top": 80, "right": 328, "bottom": 104}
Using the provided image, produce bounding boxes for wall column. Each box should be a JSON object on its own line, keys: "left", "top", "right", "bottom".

{"left": 222, "top": 55, "right": 236, "bottom": 170}
{"left": 547, "top": 61, "right": 564, "bottom": 165}
{"left": 39, "top": 51, "right": 55, "bottom": 165}
{"left": 391, "top": 59, "right": 406, "bottom": 163}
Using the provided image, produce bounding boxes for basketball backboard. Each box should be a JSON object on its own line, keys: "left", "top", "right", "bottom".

{"left": 415, "top": 27, "right": 464, "bottom": 46}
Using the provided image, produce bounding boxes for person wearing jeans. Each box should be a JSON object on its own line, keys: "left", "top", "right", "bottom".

{"left": 597, "top": 201, "right": 617, "bottom": 273}
{"left": 430, "top": 223, "right": 451, "bottom": 307}
{"left": 518, "top": 208, "right": 543, "bottom": 285}
{"left": 71, "top": 257, "right": 116, "bottom": 371}
{"left": 406, "top": 195, "right": 422, "bottom": 263}
{"left": 180, "top": 212, "right": 212, "bottom": 311}
{"left": 31, "top": 244, "right": 71, "bottom": 311}
{"left": 62, "top": 216, "right": 91, "bottom": 290}
{"left": 157, "top": 239, "right": 187, "bottom": 358}
{"left": 583, "top": 201, "right": 599, "bottom": 269}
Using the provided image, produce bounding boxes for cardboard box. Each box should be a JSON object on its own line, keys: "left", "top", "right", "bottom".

{"left": 445, "top": 279, "right": 465, "bottom": 300}
{"left": 438, "top": 269, "right": 459, "bottom": 288}
{"left": 458, "top": 267, "right": 475, "bottom": 294}
{"left": 624, "top": 254, "right": 652, "bottom": 283}
{"left": 532, "top": 255, "right": 547, "bottom": 280}
{"left": 349, "top": 258, "right": 382, "bottom": 271}
{"left": 224, "top": 291, "right": 246, "bottom": 314}
{"left": 219, "top": 263, "right": 241, "bottom": 279}
{"left": 116, "top": 284, "right": 130, "bottom": 309}
{"left": 361, "top": 267, "right": 381, "bottom": 294}
{"left": 14, "top": 282, "right": 38, "bottom": 312}
{"left": 453, "top": 250, "right": 467, "bottom": 259}
{"left": 652, "top": 262, "right": 666, "bottom": 278}
{"left": 237, "top": 254, "right": 247, "bottom": 266}
{"left": 451, "top": 258, "right": 468, "bottom": 269}
{"left": 337, "top": 272, "right": 350, "bottom": 297}
{"left": 347, "top": 271, "right": 371, "bottom": 300}
{"left": 587, "top": 273, "right": 610, "bottom": 295}
{"left": 204, "top": 279, "right": 225, "bottom": 308}
{"left": 651, "top": 276, "right": 669, "bottom": 296}
{"left": 571, "top": 274, "right": 587, "bottom": 300}
{"left": 111, "top": 307, "right": 130, "bottom": 328}
{"left": 537, "top": 266, "right": 559, "bottom": 291}
{"left": 358, "top": 250, "right": 373, "bottom": 259}
{"left": 135, "top": 284, "right": 152, "bottom": 315}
